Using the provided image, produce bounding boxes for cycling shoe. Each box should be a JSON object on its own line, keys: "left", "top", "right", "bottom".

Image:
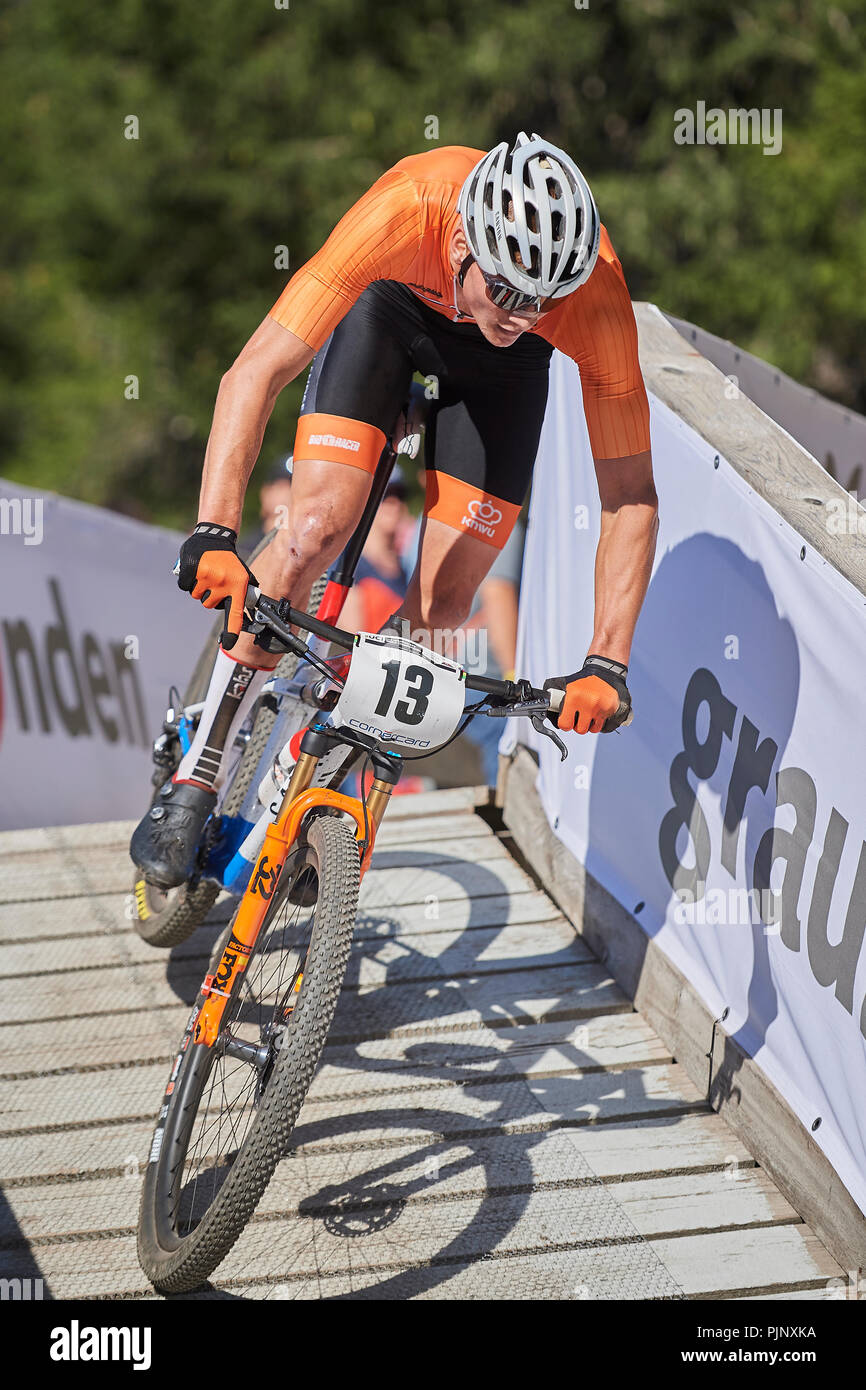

{"left": 130, "top": 779, "right": 217, "bottom": 890}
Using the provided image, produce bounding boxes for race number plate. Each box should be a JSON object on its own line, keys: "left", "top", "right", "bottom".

{"left": 332, "top": 633, "right": 466, "bottom": 752}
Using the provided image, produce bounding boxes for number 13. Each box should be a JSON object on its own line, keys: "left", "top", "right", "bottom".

{"left": 375, "top": 659, "right": 435, "bottom": 726}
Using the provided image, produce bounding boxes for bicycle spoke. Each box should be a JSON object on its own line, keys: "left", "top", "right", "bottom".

{"left": 168, "top": 852, "right": 318, "bottom": 1237}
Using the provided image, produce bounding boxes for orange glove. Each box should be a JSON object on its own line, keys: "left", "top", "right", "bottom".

{"left": 176, "top": 523, "right": 258, "bottom": 651}
{"left": 544, "top": 656, "right": 632, "bottom": 735}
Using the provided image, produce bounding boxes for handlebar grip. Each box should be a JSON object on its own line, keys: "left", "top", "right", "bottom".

{"left": 546, "top": 688, "right": 633, "bottom": 734}
{"left": 545, "top": 687, "right": 564, "bottom": 724}
{"left": 603, "top": 700, "right": 633, "bottom": 734}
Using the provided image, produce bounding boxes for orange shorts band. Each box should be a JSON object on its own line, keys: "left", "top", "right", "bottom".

{"left": 423, "top": 472, "right": 521, "bottom": 550}
{"left": 293, "top": 413, "right": 386, "bottom": 475}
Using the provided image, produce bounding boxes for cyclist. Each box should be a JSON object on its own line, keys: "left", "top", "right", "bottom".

{"left": 131, "top": 132, "right": 658, "bottom": 889}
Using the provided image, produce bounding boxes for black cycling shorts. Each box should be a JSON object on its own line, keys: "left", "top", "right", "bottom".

{"left": 293, "top": 281, "right": 553, "bottom": 548}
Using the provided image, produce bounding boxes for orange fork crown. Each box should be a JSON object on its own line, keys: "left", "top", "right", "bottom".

{"left": 193, "top": 772, "right": 386, "bottom": 1048}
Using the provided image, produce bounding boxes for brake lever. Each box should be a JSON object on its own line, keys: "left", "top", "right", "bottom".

{"left": 482, "top": 694, "right": 568, "bottom": 760}
{"left": 530, "top": 713, "right": 568, "bottom": 761}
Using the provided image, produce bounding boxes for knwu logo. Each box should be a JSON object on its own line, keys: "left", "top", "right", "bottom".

{"left": 462, "top": 499, "right": 502, "bottom": 539}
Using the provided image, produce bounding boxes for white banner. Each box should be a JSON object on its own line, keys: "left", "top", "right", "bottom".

{"left": 512, "top": 352, "right": 866, "bottom": 1216}
{"left": 0, "top": 481, "right": 211, "bottom": 829}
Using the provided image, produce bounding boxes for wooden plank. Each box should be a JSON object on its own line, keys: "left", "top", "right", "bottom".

{"left": 3, "top": 911, "right": 587, "bottom": 981}
{"left": 357, "top": 856, "right": 540, "bottom": 911}
{"left": 294, "top": 1060, "right": 705, "bottom": 1153}
{"left": 0, "top": 1005, "right": 666, "bottom": 1094}
{"left": 0, "top": 835, "right": 511, "bottom": 906}
{"left": 0, "top": 1110, "right": 752, "bottom": 1195}
{"left": 0, "top": 886, "right": 564, "bottom": 946}
{"left": 0, "top": 791, "right": 488, "bottom": 859}
{"left": 742, "top": 1285, "right": 853, "bottom": 1300}
{"left": 1, "top": 1053, "right": 696, "bottom": 1143}
{"left": 648, "top": 1226, "right": 842, "bottom": 1298}
{"left": 0, "top": 1187, "right": 685, "bottom": 1302}
{"left": 364, "top": 812, "right": 494, "bottom": 845}
{"left": 607, "top": 1169, "right": 799, "bottom": 1237}
{"left": 560, "top": 1113, "right": 754, "bottom": 1183}
{"left": 0, "top": 1118, "right": 156, "bottom": 1184}
{"left": 1, "top": 1122, "right": 644, "bottom": 1244}
{"left": 375, "top": 785, "right": 489, "bottom": 820}
{"left": 0, "top": 821, "right": 138, "bottom": 855}
{"left": 0, "top": 947, "right": 617, "bottom": 1031}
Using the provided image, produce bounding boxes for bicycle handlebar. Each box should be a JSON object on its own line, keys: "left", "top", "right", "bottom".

{"left": 245, "top": 587, "right": 355, "bottom": 652}
{"left": 242, "top": 588, "right": 633, "bottom": 740}
{"left": 245, "top": 585, "right": 558, "bottom": 705}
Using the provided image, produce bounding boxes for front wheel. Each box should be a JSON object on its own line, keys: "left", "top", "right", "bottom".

{"left": 137, "top": 812, "right": 360, "bottom": 1294}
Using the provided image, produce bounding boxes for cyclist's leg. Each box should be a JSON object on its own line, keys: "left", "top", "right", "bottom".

{"left": 225, "top": 456, "right": 374, "bottom": 669}
{"left": 394, "top": 365, "right": 549, "bottom": 649}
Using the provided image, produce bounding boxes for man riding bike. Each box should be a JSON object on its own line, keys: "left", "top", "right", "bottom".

{"left": 130, "top": 132, "right": 659, "bottom": 891}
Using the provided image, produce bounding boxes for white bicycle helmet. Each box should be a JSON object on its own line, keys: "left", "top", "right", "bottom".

{"left": 458, "top": 132, "right": 600, "bottom": 301}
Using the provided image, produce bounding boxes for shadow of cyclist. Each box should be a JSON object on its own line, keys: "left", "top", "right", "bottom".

{"left": 581, "top": 534, "right": 799, "bottom": 1120}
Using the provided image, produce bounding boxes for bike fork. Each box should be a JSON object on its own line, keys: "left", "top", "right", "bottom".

{"left": 193, "top": 726, "right": 401, "bottom": 1047}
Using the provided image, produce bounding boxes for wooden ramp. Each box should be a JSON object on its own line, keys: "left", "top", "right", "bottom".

{"left": 0, "top": 789, "right": 845, "bottom": 1300}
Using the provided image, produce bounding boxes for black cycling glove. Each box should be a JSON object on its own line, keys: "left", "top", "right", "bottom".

{"left": 544, "top": 654, "right": 632, "bottom": 734}
{"left": 176, "top": 523, "right": 258, "bottom": 651}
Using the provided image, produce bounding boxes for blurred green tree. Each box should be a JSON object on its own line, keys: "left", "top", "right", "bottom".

{"left": 1, "top": 0, "right": 863, "bottom": 525}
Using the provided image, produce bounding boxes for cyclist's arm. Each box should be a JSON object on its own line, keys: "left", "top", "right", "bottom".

{"left": 199, "top": 167, "right": 424, "bottom": 531}
{"left": 548, "top": 245, "right": 658, "bottom": 666}
{"left": 589, "top": 448, "right": 657, "bottom": 666}
{"left": 199, "top": 317, "right": 313, "bottom": 531}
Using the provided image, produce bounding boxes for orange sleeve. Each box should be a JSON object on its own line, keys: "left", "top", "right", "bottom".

{"left": 268, "top": 167, "right": 425, "bottom": 351}
{"left": 544, "top": 240, "right": 651, "bottom": 460}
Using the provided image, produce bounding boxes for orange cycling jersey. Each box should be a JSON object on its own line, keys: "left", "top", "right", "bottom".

{"left": 269, "top": 146, "right": 650, "bottom": 461}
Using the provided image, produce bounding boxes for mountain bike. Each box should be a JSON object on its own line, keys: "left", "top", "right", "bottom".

{"left": 136, "top": 585, "right": 580, "bottom": 1293}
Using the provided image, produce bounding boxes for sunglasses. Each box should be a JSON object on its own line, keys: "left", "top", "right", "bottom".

{"left": 458, "top": 254, "right": 543, "bottom": 315}
{"left": 478, "top": 267, "right": 543, "bottom": 314}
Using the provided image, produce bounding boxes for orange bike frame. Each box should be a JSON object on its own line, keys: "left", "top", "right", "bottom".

{"left": 193, "top": 788, "right": 377, "bottom": 1047}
